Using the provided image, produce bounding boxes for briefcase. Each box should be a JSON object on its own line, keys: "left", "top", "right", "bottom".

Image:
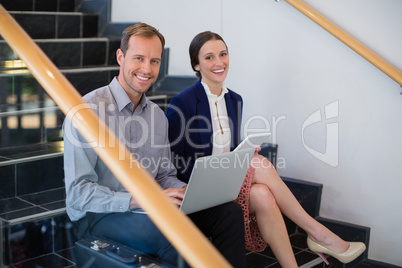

{"left": 75, "top": 236, "right": 168, "bottom": 268}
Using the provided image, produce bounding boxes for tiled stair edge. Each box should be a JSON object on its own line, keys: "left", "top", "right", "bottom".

{"left": 75, "top": 0, "right": 134, "bottom": 38}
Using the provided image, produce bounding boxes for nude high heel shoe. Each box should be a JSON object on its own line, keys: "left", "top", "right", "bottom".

{"left": 307, "top": 237, "right": 366, "bottom": 264}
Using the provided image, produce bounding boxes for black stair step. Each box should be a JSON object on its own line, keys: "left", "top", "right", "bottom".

{"left": 5, "top": 12, "right": 98, "bottom": 39}
{"left": 1, "top": 66, "right": 119, "bottom": 98}
{"left": 0, "top": 38, "right": 120, "bottom": 69}
{"left": 153, "top": 75, "right": 199, "bottom": 94}
{"left": 64, "top": 67, "right": 120, "bottom": 96}
{"left": 0, "top": 0, "right": 75, "bottom": 12}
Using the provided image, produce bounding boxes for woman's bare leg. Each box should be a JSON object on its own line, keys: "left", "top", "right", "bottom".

{"left": 249, "top": 183, "right": 298, "bottom": 268}
{"left": 251, "top": 153, "right": 349, "bottom": 253}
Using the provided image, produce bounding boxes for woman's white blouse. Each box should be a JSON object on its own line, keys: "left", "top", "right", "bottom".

{"left": 201, "top": 81, "right": 232, "bottom": 155}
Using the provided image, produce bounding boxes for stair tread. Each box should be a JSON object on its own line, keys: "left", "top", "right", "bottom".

{"left": 0, "top": 66, "right": 119, "bottom": 77}
{"left": 9, "top": 11, "right": 88, "bottom": 15}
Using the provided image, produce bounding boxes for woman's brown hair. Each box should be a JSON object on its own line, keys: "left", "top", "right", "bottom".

{"left": 189, "top": 31, "right": 228, "bottom": 78}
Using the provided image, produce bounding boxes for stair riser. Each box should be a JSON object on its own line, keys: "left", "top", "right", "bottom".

{"left": 0, "top": 40, "right": 119, "bottom": 69}
{"left": 0, "top": 0, "right": 75, "bottom": 12}
{"left": 1, "top": 13, "right": 99, "bottom": 39}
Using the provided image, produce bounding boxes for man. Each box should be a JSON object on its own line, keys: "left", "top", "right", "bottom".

{"left": 63, "top": 23, "right": 247, "bottom": 267}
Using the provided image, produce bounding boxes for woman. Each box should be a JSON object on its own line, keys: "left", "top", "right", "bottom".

{"left": 166, "top": 31, "right": 366, "bottom": 267}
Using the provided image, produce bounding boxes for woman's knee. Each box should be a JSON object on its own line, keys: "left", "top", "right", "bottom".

{"left": 250, "top": 184, "right": 277, "bottom": 210}
{"left": 252, "top": 156, "right": 277, "bottom": 180}
{"left": 251, "top": 155, "right": 275, "bottom": 171}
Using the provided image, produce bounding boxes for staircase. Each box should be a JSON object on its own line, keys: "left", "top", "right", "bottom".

{"left": 0, "top": 0, "right": 195, "bottom": 266}
{"left": 0, "top": 1, "right": 394, "bottom": 268}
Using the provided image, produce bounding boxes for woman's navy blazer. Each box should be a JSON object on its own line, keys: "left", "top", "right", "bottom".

{"left": 166, "top": 80, "right": 243, "bottom": 183}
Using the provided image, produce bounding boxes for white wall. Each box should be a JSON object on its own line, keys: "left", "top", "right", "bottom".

{"left": 111, "top": 0, "right": 402, "bottom": 265}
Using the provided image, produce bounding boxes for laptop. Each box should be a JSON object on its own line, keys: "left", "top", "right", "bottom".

{"left": 179, "top": 147, "right": 254, "bottom": 214}
{"left": 233, "top": 133, "right": 271, "bottom": 152}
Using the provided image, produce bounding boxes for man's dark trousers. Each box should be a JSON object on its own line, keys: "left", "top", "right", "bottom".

{"left": 78, "top": 202, "right": 247, "bottom": 267}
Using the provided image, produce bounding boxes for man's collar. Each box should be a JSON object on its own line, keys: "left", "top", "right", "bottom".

{"left": 110, "top": 77, "right": 148, "bottom": 112}
{"left": 135, "top": 93, "right": 148, "bottom": 112}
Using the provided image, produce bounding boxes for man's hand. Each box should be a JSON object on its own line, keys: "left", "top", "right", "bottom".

{"left": 163, "top": 187, "right": 186, "bottom": 206}
{"left": 129, "top": 186, "right": 187, "bottom": 210}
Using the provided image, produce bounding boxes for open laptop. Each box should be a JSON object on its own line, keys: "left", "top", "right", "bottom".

{"left": 233, "top": 133, "right": 271, "bottom": 152}
{"left": 179, "top": 147, "right": 255, "bottom": 214}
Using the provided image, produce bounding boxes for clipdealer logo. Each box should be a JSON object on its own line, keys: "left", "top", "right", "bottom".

{"left": 302, "top": 101, "right": 339, "bottom": 167}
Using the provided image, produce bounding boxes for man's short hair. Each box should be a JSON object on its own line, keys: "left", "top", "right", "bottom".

{"left": 120, "top": 23, "right": 165, "bottom": 56}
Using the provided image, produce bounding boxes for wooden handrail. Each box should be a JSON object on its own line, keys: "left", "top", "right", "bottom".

{"left": 0, "top": 5, "right": 231, "bottom": 268}
{"left": 282, "top": 0, "right": 402, "bottom": 86}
